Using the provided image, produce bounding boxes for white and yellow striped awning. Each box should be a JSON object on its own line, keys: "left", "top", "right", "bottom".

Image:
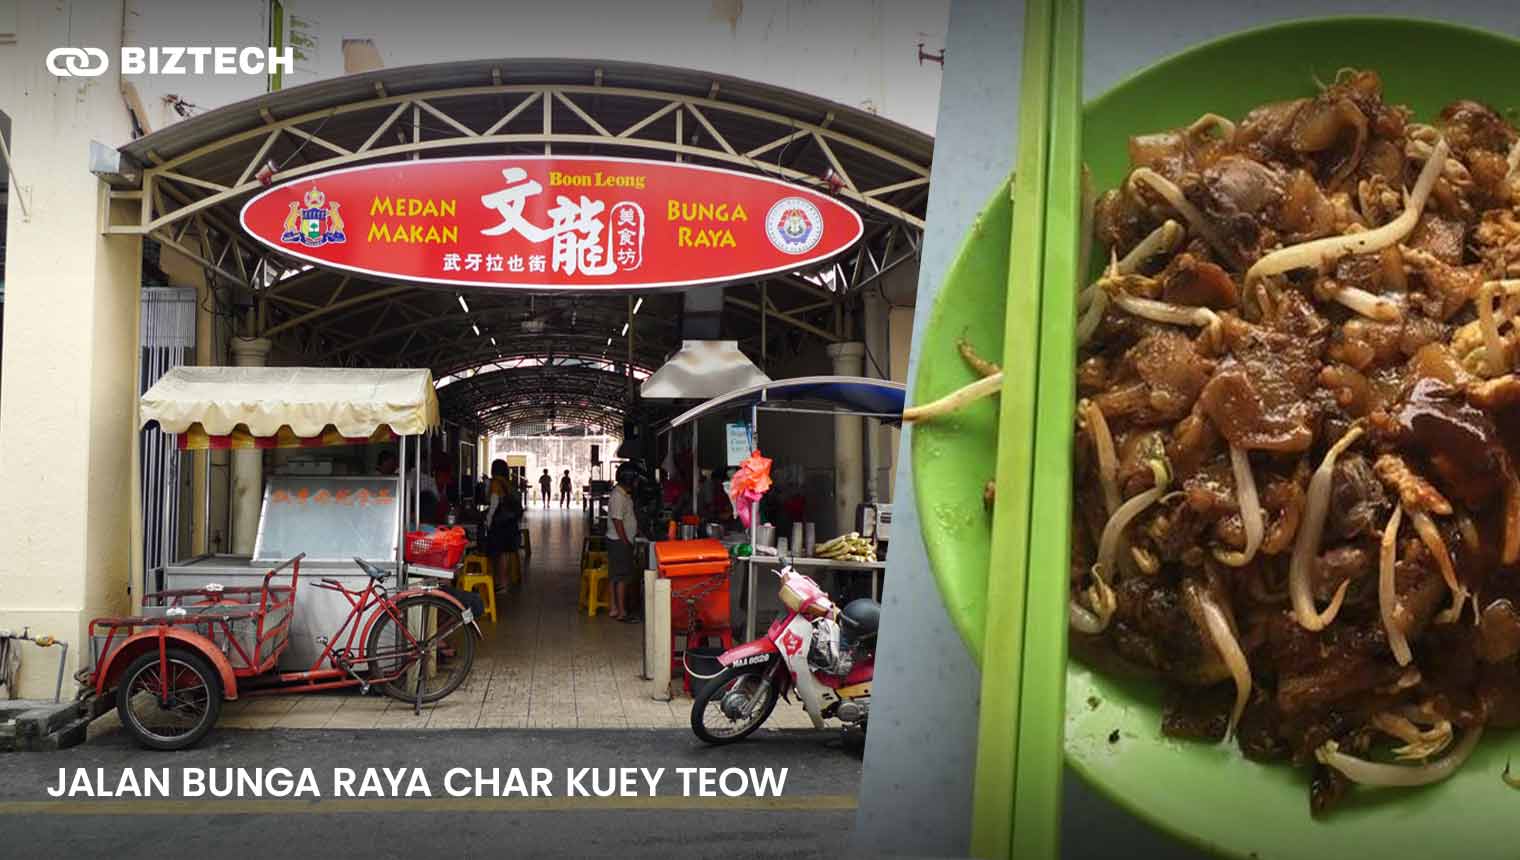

{"left": 141, "top": 367, "right": 440, "bottom": 449}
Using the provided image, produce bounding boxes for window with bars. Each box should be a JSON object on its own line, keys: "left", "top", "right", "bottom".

{"left": 140, "top": 286, "right": 197, "bottom": 587}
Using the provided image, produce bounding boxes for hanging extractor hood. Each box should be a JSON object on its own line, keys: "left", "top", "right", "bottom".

{"left": 640, "top": 340, "right": 770, "bottom": 400}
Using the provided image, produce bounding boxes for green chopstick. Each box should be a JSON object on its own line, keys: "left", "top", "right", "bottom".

{"left": 969, "top": 0, "right": 1056, "bottom": 856}
{"left": 1012, "top": 0, "right": 1083, "bottom": 856}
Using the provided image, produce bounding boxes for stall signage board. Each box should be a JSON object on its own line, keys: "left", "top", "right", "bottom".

{"left": 253, "top": 476, "right": 400, "bottom": 563}
{"left": 725, "top": 421, "right": 751, "bottom": 466}
{"left": 239, "top": 156, "right": 864, "bottom": 291}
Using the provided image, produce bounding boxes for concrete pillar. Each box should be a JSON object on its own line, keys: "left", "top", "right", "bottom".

{"left": 0, "top": 0, "right": 140, "bottom": 696}
{"left": 229, "top": 337, "right": 272, "bottom": 555}
{"left": 827, "top": 341, "right": 866, "bottom": 534}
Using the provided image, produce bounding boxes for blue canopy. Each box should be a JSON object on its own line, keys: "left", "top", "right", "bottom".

{"left": 665, "top": 376, "right": 905, "bottom": 429}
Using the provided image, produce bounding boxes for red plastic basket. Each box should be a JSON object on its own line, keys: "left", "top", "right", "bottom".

{"left": 405, "top": 528, "right": 467, "bottom": 568}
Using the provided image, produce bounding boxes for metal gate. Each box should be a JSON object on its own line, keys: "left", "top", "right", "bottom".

{"left": 139, "top": 287, "right": 196, "bottom": 588}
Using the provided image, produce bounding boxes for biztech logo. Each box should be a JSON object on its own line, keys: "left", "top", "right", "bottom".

{"left": 45, "top": 46, "right": 294, "bottom": 78}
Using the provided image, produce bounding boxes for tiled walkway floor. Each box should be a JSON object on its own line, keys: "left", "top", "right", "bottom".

{"left": 92, "top": 506, "right": 817, "bottom": 735}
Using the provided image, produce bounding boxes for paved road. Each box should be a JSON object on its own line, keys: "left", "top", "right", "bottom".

{"left": 1, "top": 728, "right": 865, "bottom": 859}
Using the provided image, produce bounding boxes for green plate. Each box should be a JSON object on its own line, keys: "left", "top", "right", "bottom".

{"left": 912, "top": 16, "right": 1520, "bottom": 859}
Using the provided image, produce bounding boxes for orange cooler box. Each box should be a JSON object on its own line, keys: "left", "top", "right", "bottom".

{"left": 654, "top": 539, "right": 731, "bottom": 631}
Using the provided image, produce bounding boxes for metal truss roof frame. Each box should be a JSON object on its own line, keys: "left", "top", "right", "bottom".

{"left": 106, "top": 59, "right": 933, "bottom": 432}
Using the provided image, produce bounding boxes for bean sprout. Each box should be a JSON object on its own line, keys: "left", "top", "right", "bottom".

{"left": 1409, "top": 509, "right": 1462, "bottom": 599}
{"left": 1371, "top": 711, "right": 1453, "bottom": 761}
{"left": 1120, "top": 219, "right": 1186, "bottom": 274}
{"left": 903, "top": 371, "right": 1003, "bottom": 423}
{"left": 1328, "top": 283, "right": 1403, "bottom": 322}
{"left": 1245, "top": 138, "right": 1448, "bottom": 285}
{"left": 1081, "top": 399, "right": 1121, "bottom": 517}
{"left": 1070, "top": 577, "right": 1117, "bottom": 634}
{"left": 1070, "top": 575, "right": 1118, "bottom": 635}
{"left": 1077, "top": 287, "right": 1110, "bottom": 346}
{"left": 1070, "top": 600, "right": 1105, "bottom": 634}
{"left": 1107, "top": 290, "right": 1223, "bottom": 346}
{"left": 1187, "top": 112, "right": 1237, "bottom": 142}
{"left": 1316, "top": 726, "right": 1482, "bottom": 787}
{"left": 1189, "top": 578, "right": 1251, "bottom": 741}
{"left": 1290, "top": 425, "right": 1363, "bottom": 630}
{"left": 1379, "top": 505, "right": 1412, "bottom": 666}
{"left": 1215, "top": 445, "right": 1264, "bottom": 567}
{"left": 957, "top": 338, "right": 1001, "bottom": 378}
{"left": 1094, "top": 461, "right": 1169, "bottom": 584}
{"left": 1476, "top": 280, "right": 1520, "bottom": 377}
{"left": 1079, "top": 221, "right": 1185, "bottom": 313}
{"left": 1129, "top": 168, "right": 1239, "bottom": 266}
{"left": 1406, "top": 138, "right": 1472, "bottom": 185}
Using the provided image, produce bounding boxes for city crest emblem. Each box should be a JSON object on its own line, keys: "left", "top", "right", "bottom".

{"left": 764, "top": 197, "right": 824, "bottom": 256}
{"left": 281, "top": 186, "right": 347, "bottom": 248}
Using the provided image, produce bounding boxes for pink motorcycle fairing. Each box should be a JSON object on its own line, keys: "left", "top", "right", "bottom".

{"left": 717, "top": 611, "right": 795, "bottom": 667}
{"left": 717, "top": 636, "right": 779, "bottom": 667}
{"left": 817, "top": 658, "right": 874, "bottom": 689}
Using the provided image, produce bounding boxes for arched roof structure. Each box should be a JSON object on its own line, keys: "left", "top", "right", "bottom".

{"left": 107, "top": 59, "right": 933, "bottom": 432}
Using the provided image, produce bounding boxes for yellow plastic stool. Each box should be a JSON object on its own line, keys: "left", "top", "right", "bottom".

{"left": 580, "top": 535, "right": 606, "bottom": 570}
{"left": 462, "top": 553, "right": 490, "bottom": 579}
{"left": 579, "top": 564, "right": 610, "bottom": 617}
{"left": 458, "top": 571, "right": 498, "bottom": 624}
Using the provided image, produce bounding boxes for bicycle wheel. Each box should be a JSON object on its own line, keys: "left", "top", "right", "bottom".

{"left": 116, "top": 647, "right": 223, "bottom": 750}
{"left": 365, "top": 593, "right": 477, "bottom": 703}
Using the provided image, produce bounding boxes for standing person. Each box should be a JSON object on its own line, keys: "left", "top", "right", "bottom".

{"left": 486, "top": 459, "right": 523, "bottom": 591}
{"left": 559, "top": 469, "right": 572, "bottom": 508}
{"left": 538, "top": 469, "right": 553, "bottom": 508}
{"left": 606, "top": 464, "right": 641, "bottom": 622}
{"left": 414, "top": 462, "right": 439, "bottom": 525}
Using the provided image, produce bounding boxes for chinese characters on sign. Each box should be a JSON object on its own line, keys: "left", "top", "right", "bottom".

{"left": 477, "top": 166, "right": 641, "bottom": 278}
{"left": 240, "top": 156, "right": 863, "bottom": 291}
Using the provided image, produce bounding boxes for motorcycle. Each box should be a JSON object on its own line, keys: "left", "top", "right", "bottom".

{"left": 690, "top": 557, "right": 878, "bottom": 744}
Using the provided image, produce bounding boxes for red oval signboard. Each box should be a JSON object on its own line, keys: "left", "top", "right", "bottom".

{"left": 239, "top": 156, "right": 863, "bottom": 291}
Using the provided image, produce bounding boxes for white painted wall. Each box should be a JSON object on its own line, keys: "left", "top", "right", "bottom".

{"left": 0, "top": 0, "right": 142, "bottom": 697}
{"left": 122, "top": 0, "right": 946, "bottom": 136}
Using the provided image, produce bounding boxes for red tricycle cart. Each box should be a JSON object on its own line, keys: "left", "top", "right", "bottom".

{"left": 85, "top": 554, "right": 304, "bottom": 749}
{"left": 86, "top": 552, "right": 479, "bottom": 749}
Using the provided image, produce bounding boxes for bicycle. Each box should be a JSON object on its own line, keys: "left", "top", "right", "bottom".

{"left": 87, "top": 555, "right": 480, "bottom": 749}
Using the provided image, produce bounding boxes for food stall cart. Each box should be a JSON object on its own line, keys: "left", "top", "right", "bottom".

{"left": 139, "top": 367, "right": 441, "bottom": 670}
{"left": 664, "top": 376, "right": 905, "bottom": 640}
